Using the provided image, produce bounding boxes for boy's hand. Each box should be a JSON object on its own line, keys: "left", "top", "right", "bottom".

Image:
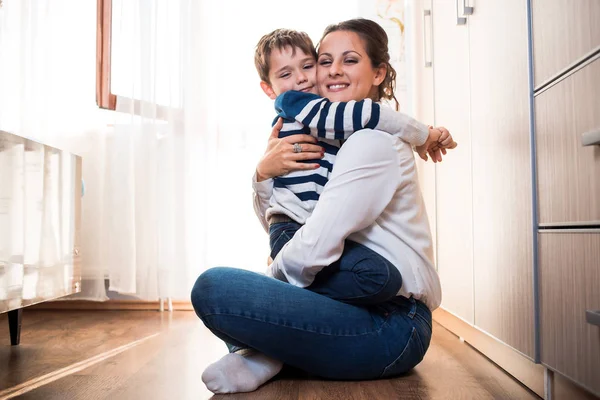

{"left": 416, "top": 126, "right": 458, "bottom": 163}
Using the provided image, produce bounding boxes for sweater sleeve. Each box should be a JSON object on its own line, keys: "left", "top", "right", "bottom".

{"left": 252, "top": 171, "right": 273, "bottom": 233}
{"left": 275, "top": 90, "right": 429, "bottom": 145}
{"left": 269, "top": 129, "right": 400, "bottom": 286}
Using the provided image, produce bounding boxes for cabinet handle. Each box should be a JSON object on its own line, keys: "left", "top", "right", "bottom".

{"left": 463, "top": 0, "right": 474, "bottom": 15}
{"left": 456, "top": 0, "right": 466, "bottom": 25}
{"left": 456, "top": 0, "right": 474, "bottom": 25}
{"left": 582, "top": 129, "right": 600, "bottom": 146}
{"left": 587, "top": 310, "right": 600, "bottom": 327}
{"left": 423, "top": 10, "right": 433, "bottom": 67}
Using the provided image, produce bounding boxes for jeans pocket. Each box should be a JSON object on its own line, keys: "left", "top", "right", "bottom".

{"left": 270, "top": 230, "right": 292, "bottom": 259}
{"left": 380, "top": 327, "right": 426, "bottom": 378}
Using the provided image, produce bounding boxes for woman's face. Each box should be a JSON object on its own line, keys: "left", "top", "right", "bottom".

{"left": 317, "top": 30, "right": 385, "bottom": 103}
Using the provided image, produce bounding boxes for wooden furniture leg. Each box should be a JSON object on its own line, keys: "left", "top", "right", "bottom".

{"left": 8, "top": 308, "right": 23, "bottom": 346}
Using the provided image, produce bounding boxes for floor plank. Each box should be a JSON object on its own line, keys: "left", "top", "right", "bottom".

{"left": 0, "top": 310, "right": 539, "bottom": 399}
{"left": 0, "top": 310, "right": 187, "bottom": 391}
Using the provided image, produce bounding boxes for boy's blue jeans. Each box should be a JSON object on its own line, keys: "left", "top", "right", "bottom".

{"left": 269, "top": 221, "right": 403, "bottom": 306}
{"left": 191, "top": 267, "right": 432, "bottom": 379}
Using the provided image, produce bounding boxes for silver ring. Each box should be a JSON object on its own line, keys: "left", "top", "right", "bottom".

{"left": 293, "top": 143, "right": 302, "bottom": 153}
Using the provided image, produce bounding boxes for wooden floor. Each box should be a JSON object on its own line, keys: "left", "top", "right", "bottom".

{"left": 0, "top": 310, "right": 540, "bottom": 400}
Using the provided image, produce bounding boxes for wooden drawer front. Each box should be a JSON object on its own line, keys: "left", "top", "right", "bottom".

{"left": 532, "top": 0, "right": 600, "bottom": 87}
{"left": 539, "top": 232, "right": 600, "bottom": 395}
{"left": 535, "top": 58, "right": 600, "bottom": 225}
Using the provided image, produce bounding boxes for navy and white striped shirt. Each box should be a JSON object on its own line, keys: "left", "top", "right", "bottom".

{"left": 262, "top": 90, "right": 429, "bottom": 227}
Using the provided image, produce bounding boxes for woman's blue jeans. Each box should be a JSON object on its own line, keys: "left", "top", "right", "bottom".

{"left": 191, "top": 267, "right": 432, "bottom": 380}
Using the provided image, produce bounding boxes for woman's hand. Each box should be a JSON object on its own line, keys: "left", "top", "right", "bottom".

{"left": 256, "top": 118, "right": 325, "bottom": 182}
{"left": 416, "top": 126, "right": 458, "bottom": 163}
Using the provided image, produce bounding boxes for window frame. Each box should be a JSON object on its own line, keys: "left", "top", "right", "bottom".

{"left": 96, "top": 0, "right": 182, "bottom": 121}
{"left": 96, "top": 0, "right": 116, "bottom": 110}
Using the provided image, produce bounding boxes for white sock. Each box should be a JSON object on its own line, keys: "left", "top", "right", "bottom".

{"left": 201, "top": 352, "right": 283, "bottom": 394}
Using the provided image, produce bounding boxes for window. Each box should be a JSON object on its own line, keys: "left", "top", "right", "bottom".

{"left": 96, "top": 0, "right": 183, "bottom": 120}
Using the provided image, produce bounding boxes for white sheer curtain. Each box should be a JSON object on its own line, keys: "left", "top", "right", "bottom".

{"left": 103, "top": 0, "right": 363, "bottom": 301}
{"left": 103, "top": 0, "right": 204, "bottom": 300}
{"left": 1, "top": 0, "right": 364, "bottom": 301}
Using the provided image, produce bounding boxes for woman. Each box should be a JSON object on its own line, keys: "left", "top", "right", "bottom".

{"left": 191, "top": 18, "right": 445, "bottom": 394}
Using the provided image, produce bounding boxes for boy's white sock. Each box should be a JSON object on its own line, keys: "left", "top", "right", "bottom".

{"left": 201, "top": 352, "right": 283, "bottom": 394}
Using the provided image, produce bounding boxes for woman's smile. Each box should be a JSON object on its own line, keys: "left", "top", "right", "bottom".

{"left": 325, "top": 83, "right": 350, "bottom": 92}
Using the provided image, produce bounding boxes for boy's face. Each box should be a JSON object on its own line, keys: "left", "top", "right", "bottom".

{"left": 260, "top": 46, "right": 319, "bottom": 99}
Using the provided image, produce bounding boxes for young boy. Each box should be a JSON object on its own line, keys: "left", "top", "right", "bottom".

{"left": 253, "top": 29, "right": 446, "bottom": 303}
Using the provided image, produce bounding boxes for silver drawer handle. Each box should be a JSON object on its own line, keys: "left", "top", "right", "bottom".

{"left": 423, "top": 10, "right": 433, "bottom": 68}
{"left": 456, "top": 0, "right": 474, "bottom": 25}
{"left": 582, "top": 129, "right": 600, "bottom": 146}
{"left": 456, "top": 0, "right": 467, "bottom": 25}
{"left": 587, "top": 310, "right": 600, "bottom": 327}
{"left": 463, "top": 0, "right": 474, "bottom": 15}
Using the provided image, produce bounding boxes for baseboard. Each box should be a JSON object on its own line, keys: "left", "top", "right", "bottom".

{"left": 433, "top": 307, "right": 545, "bottom": 397}
{"left": 29, "top": 300, "right": 195, "bottom": 311}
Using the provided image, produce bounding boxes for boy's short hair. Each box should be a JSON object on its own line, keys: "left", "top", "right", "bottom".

{"left": 254, "top": 29, "right": 317, "bottom": 84}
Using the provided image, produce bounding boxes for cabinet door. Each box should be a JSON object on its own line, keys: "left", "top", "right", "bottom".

{"left": 531, "top": 0, "right": 600, "bottom": 87}
{"left": 536, "top": 57, "right": 600, "bottom": 226}
{"left": 432, "top": 0, "right": 474, "bottom": 323}
{"left": 410, "top": 0, "right": 437, "bottom": 264}
{"left": 469, "top": 0, "right": 534, "bottom": 357}
{"left": 539, "top": 232, "right": 600, "bottom": 396}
